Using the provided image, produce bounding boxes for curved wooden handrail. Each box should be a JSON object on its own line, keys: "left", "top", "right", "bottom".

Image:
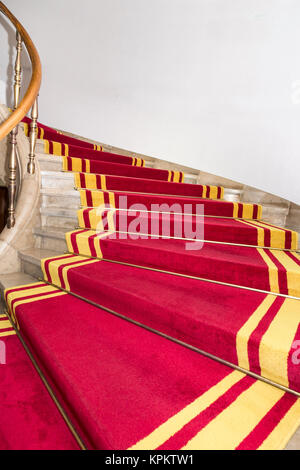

{"left": 0, "top": 1, "right": 41, "bottom": 140}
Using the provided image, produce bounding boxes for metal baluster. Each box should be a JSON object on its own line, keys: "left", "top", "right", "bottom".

{"left": 27, "top": 96, "right": 38, "bottom": 175}
{"left": 7, "top": 31, "right": 22, "bottom": 229}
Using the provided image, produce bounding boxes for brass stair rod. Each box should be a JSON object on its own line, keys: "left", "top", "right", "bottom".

{"left": 7, "top": 31, "right": 22, "bottom": 229}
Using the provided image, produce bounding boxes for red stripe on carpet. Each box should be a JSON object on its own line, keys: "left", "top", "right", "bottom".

{"left": 263, "top": 249, "right": 289, "bottom": 294}
{"left": 236, "top": 393, "right": 298, "bottom": 450}
{"left": 11, "top": 289, "right": 62, "bottom": 315}
{"left": 287, "top": 252, "right": 300, "bottom": 267}
{"left": 4, "top": 283, "right": 45, "bottom": 303}
{"left": 44, "top": 254, "right": 74, "bottom": 284}
{"left": 88, "top": 234, "right": 99, "bottom": 258}
{"left": 157, "top": 375, "right": 254, "bottom": 450}
{"left": 247, "top": 297, "right": 285, "bottom": 375}
{"left": 79, "top": 173, "right": 86, "bottom": 190}
{"left": 69, "top": 230, "right": 88, "bottom": 254}
{"left": 83, "top": 208, "right": 93, "bottom": 229}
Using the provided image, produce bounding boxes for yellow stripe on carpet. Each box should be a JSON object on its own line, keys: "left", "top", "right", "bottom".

{"left": 0, "top": 330, "right": 16, "bottom": 338}
{"left": 41, "top": 254, "right": 75, "bottom": 280}
{"left": 53, "top": 141, "right": 62, "bottom": 156}
{"left": 250, "top": 220, "right": 288, "bottom": 250}
{"left": 232, "top": 203, "right": 239, "bottom": 219}
{"left": 0, "top": 320, "right": 13, "bottom": 330}
{"left": 259, "top": 298, "right": 300, "bottom": 388}
{"left": 44, "top": 140, "right": 50, "bottom": 154}
{"left": 238, "top": 219, "right": 265, "bottom": 247}
{"left": 66, "top": 229, "right": 113, "bottom": 258}
{"left": 236, "top": 296, "right": 277, "bottom": 371}
{"left": 269, "top": 250, "right": 300, "bottom": 297}
{"left": 258, "top": 399, "right": 300, "bottom": 450}
{"left": 92, "top": 192, "right": 105, "bottom": 208}
{"left": 5, "top": 284, "right": 55, "bottom": 314}
{"left": 182, "top": 381, "right": 285, "bottom": 450}
{"left": 44, "top": 255, "right": 98, "bottom": 290}
{"left": 256, "top": 249, "right": 280, "bottom": 294}
{"left": 173, "top": 171, "right": 180, "bottom": 183}
{"left": 12, "top": 292, "right": 67, "bottom": 329}
{"left": 129, "top": 370, "right": 243, "bottom": 450}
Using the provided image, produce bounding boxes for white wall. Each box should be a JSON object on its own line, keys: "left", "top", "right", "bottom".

{"left": 1, "top": 0, "right": 300, "bottom": 203}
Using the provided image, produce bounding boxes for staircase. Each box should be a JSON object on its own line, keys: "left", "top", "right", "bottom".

{"left": 1, "top": 117, "right": 300, "bottom": 450}
{"left": 2, "top": 124, "right": 298, "bottom": 290}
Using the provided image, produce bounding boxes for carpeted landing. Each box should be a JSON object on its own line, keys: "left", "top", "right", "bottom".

{"left": 2, "top": 118, "right": 300, "bottom": 449}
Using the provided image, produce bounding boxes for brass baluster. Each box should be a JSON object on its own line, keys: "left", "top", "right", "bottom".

{"left": 7, "top": 31, "right": 22, "bottom": 229}
{"left": 27, "top": 96, "right": 38, "bottom": 175}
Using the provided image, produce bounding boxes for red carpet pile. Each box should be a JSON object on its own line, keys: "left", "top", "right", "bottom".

{"left": 2, "top": 118, "right": 300, "bottom": 449}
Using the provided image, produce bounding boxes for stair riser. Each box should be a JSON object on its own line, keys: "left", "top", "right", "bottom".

{"left": 35, "top": 234, "right": 67, "bottom": 253}
{"left": 41, "top": 215, "right": 78, "bottom": 230}
{"left": 41, "top": 194, "right": 80, "bottom": 210}
{"left": 38, "top": 156, "right": 63, "bottom": 172}
{"left": 41, "top": 175, "right": 74, "bottom": 190}
{"left": 21, "top": 259, "right": 43, "bottom": 280}
{"left": 223, "top": 188, "right": 242, "bottom": 202}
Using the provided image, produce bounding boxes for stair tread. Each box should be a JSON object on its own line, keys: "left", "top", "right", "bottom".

{"left": 0, "top": 272, "right": 37, "bottom": 292}
{"left": 75, "top": 172, "right": 222, "bottom": 199}
{"left": 66, "top": 230, "right": 300, "bottom": 297}
{"left": 34, "top": 226, "right": 68, "bottom": 239}
{"left": 42, "top": 255, "right": 300, "bottom": 394}
{"left": 6, "top": 284, "right": 300, "bottom": 450}
{"left": 75, "top": 210, "right": 298, "bottom": 249}
{"left": 0, "top": 316, "right": 79, "bottom": 450}
{"left": 20, "top": 248, "right": 62, "bottom": 265}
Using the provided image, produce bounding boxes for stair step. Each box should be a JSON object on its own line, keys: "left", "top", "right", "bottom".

{"left": 75, "top": 172, "right": 222, "bottom": 199}
{"left": 41, "top": 170, "right": 74, "bottom": 190}
{"left": 79, "top": 189, "right": 261, "bottom": 219}
{"left": 41, "top": 188, "right": 80, "bottom": 210}
{"left": 6, "top": 283, "right": 300, "bottom": 450}
{"left": 66, "top": 232, "right": 300, "bottom": 297}
{"left": 64, "top": 156, "right": 185, "bottom": 183}
{"left": 223, "top": 188, "right": 242, "bottom": 202}
{"left": 0, "top": 317, "right": 79, "bottom": 450}
{"left": 37, "top": 153, "right": 63, "bottom": 172}
{"left": 19, "top": 248, "right": 61, "bottom": 279}
{"left": 75, "top": 212, "right": 298, "bottom": 250}
{"left": 40, "top": 207, "right": 78, "bottom": 230}
{"left": 42, "top": 255, "right": 300, "bottom": 393}
{"left": 34, "top": 226, "right": 67, "bottom": 253}
{"left": 0, "top": 272, "right": 37, "bottom": 311}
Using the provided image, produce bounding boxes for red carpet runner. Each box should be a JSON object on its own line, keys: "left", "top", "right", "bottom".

{"left": 0, "top": 312, "right": 79, "bottom": 450}
{"left": 5, "top": 285, "right": 300, "bottom": 450}
{"left": 4, "top": 117, "right": 299, "bottom": 449}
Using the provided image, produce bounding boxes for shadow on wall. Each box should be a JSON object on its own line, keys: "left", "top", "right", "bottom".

{"left": 0, "top": 14, "right": 31, "bottom": 107}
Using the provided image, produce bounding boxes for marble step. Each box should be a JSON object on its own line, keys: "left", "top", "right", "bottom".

{"left": 37, "top": 153, "right": 63, "bottom": 172}
{"left": 41, "top": 170, "right": 74, "bottom": 190}
{"left": 41, "top": 187, "right": 81, "bottom": 210}
{"left": 19, "top": 248, "right": 61, "bottom": 280}
{"left": 0, "top": 272, "right": 37, "bottom": 312}
{"left": 40, "top": 207, "right": 78, "bottom": 230}
{"left": 34, "top": 226, "right": 68, "bottom": 253}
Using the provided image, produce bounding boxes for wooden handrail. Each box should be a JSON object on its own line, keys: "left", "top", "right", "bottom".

{"left": 0, "top": 1, "right": 41, "bottom": 140}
